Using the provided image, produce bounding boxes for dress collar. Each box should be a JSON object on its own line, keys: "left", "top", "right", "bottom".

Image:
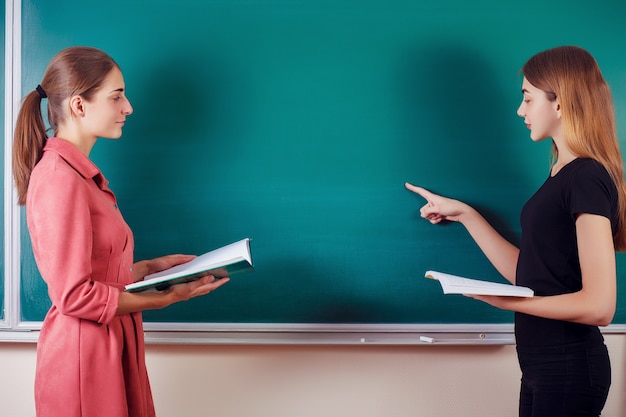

{"left": 43, "top": 137, "right": 109, "bottom": 189}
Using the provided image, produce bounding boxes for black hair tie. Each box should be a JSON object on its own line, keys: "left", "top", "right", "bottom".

{"left": 36, "top": 84, "right": 47, "bottom": 99}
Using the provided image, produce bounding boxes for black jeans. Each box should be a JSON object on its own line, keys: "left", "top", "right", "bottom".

{"left": 517, "top": 343, "right": 611, "bottom": 417}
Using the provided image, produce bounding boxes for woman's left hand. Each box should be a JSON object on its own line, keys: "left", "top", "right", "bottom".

{"left": 464, "top": 294, "right": 527, "bottom": 310}
{"left": 164, "top": 275, "right": 230, "bottom": 303}
{"left": 132, "top": 254, "right": 196, "bottom": 282}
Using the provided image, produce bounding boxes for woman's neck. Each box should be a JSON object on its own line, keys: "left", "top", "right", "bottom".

{"left": 55, "top": 126, "right": 96, "bottom": 157}
{"left": 551, "top": 139, "right": 578, "bottom": 176}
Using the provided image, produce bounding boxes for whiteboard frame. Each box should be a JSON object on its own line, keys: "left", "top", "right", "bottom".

{"left": 2, "top": 0, "right": 21, "bottom": 331}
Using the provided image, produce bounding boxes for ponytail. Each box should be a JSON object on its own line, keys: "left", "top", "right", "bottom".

{"left": 12, "top": 88, "right": 49, "bottom": 206}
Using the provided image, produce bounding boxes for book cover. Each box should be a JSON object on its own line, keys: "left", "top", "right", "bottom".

{"left": 425, "top": 270, "right": 534, "bottom": 297}
{"left": 125, "top": 238, "right": 253, "bottom": 293}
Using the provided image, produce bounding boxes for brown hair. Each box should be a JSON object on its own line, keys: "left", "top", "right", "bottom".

{"left": 522, "top": 46, "right": 626, "bottom": 250}
{"left": 12, "top": 46, "right": 119, "bottom": 205}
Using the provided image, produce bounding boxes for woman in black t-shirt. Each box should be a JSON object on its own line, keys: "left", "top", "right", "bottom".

{"left": 406, "top": 46, "right": 626, "bottom": 417}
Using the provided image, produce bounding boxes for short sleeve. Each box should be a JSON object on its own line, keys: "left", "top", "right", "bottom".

{"left": 567, "top": 160, "right": 616, "bottom": 221}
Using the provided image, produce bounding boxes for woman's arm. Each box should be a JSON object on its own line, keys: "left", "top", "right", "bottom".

{"left": 116, "top": 254, "right": 230, "bottom": 315}
{"left": 469, "top": 213, "right": 616, "bottom": 326}
{"left": 116, "top": 276, "right": 229, "bottom": 315}
{"left": 406, "top": 183, "right": 520, "bottom": 282}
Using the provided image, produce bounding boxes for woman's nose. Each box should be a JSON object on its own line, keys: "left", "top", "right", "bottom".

{"left": 124, "top": 98, "right": 133, "bottom": 115}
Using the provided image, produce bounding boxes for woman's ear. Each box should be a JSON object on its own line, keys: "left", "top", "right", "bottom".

{"left": 68, "top": 95, "right": 85, "bottom": 117}
{"left": 554, "top": 101, "right": 562, "bottom": 119}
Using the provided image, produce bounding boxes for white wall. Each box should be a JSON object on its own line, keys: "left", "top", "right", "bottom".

{"left": 1, "top": 334, "right": 624, "bottom": 417}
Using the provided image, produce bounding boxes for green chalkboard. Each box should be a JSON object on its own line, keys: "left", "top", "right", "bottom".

{"left": 17, "top": 0, "right": 626, "bottom": 327}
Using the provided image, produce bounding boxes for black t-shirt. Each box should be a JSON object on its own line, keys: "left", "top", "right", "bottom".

{"left": 515, "top": 158, "right": 618, "bottom": 350}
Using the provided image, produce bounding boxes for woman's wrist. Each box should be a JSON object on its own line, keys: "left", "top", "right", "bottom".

{"left": 456, "top": 203, "right": 478, "bottom": 225}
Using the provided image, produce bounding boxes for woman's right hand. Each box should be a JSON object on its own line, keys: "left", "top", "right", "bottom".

{"left": 405, "top": 182, "right": 469, "bottom": 224}
{"left": 405, "top": 182, "right": 519, "bottom": 282}
{"left": 117, "top": 275, "right": 230, "bottom": 315}
{"left": 164, "top": 275, "right": 230, "bottom": 304}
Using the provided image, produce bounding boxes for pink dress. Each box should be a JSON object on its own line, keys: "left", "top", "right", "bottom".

{"left": 27, "top": 138, "right": 155, "bottom": 417}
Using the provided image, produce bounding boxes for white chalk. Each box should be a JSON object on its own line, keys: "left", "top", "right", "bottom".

{"left": 420, "top": 336, "right": 435, "bottom": 343}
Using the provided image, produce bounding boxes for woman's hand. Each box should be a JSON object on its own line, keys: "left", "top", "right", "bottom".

{"left": 405, "top": 182, "right": 469, "bottom": 224}
{"left": 405, "top": 181, "right": 520, "bottom": 283}
{"left": 163, "top": 275, "right": 230, "bottom": 304}
{"left": 118, "top": 270, "right": 230, "bottom": 315}
{"left": 132, "top": 254, "right": 197, "bottom": 283}
{"left": 464, "top": 293, "right": 528, "bottom": 311}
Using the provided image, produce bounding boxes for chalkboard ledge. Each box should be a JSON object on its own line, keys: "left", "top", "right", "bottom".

{"left": 2, "top": 323, "right": 625, "bottom": 345}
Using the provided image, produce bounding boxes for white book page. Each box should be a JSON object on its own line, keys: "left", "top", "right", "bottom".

{"left": 144, "top": 238, "right": 251, "bottom": 281}
{"left": 425, "top": 270, "right": 534, "bottom": 297}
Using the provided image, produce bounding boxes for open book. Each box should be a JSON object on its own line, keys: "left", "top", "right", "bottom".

{"left": 425, "top": 270, "right": 534, "bottom": 297}
{"left": 125, "top": 238, "right": 253, "bottom": 293}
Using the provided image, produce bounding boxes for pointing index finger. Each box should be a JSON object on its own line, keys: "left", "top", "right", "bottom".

{"left": 405, "top": 182, "right": 433, "bottom": 202}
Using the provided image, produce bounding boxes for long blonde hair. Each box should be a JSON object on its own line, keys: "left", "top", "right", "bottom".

{"left": 522, "top": 45, "right": 626, "bottom": 251}
{"left": 12, "top": 46, "right": 119, "bottom": 205}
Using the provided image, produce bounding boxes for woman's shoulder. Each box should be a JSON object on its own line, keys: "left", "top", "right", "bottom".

{"left": 566, "top": 158, "right": 611, "bottom": 180}
{"left": 28, "top": 151, "right": 90, "bottom": 206}
{"left": 31, "top": 149, "right": 82, "bottom": 183}
{"left": 560, "top": 158, "right": 610, "bottom": 180}
{"left": 575, "top": 157, "right": 606, "bottom": 169}
{"left": 566, "top": 158, "right": 617, "bottom": 201}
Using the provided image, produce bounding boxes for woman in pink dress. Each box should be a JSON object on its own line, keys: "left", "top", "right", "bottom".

{"left": 13, "top": 46, "right": 230, "bottom": 417}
